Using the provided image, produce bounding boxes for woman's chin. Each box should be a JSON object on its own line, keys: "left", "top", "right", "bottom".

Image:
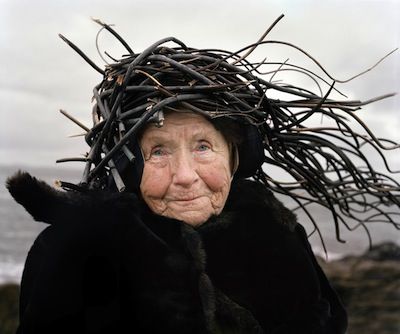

{"left": 166, "top": 209, "right": 212, "bottom": 227}
{"left": 147, "top": 198, "right": 216, "bottom": 226}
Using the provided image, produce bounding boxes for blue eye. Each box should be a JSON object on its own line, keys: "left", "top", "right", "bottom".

{"left": 197, "top": 143, "right": 211, "bottom": 152}
{"left": 151, "top": 147, "right": 166, "bottom": 157}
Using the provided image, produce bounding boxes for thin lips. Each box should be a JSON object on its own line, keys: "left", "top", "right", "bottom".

{"left": 167, "top": 195, "right": 200, "bottom": 201}
{"left": 174, "top": 196, "right": 200, "bottom": 201}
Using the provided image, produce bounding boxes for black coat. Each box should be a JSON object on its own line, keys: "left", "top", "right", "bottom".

{"left": 7, "top": 172, "right": 347, "bottom": 334}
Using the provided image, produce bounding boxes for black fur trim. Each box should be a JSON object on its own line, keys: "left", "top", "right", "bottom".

{"left": 6, "top": 171, "right": 139, "bottom": 225}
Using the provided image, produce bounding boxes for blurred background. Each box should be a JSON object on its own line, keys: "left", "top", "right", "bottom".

{"left": 1, "top": 0, "right": 399, "bottom": 281}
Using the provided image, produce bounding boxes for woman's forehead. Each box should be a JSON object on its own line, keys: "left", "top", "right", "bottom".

{"left": 142, "top": 112, "right": 217, "bottom": 137}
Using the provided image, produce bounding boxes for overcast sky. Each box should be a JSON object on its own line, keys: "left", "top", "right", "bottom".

{"left": 1, "top": 0, "right": 399, "bottom": 174}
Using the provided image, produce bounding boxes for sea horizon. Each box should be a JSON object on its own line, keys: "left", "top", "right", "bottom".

{"left": 1, "top": 164, "right": 399, "bottom": 284}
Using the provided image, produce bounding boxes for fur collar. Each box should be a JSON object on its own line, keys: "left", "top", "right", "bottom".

{"left": 6, "top": 171, "right": 139, "bottom": 225}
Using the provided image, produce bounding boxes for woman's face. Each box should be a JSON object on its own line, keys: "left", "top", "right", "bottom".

{"left": 139, "top": 112, "right": 232, "bottom": 226}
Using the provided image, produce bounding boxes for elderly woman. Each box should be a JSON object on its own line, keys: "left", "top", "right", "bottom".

{"left": 7, "top": 19, "right": 400, "bottom": 334}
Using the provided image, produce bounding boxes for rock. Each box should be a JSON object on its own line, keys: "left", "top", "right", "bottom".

{"left": 364, "top": 242, "right": 400, "bottom": 261}
{"left": 0, "top": 283, "right": 19, "bottom": 334}
{"left": 318, "top": 242, "right": 400, "bottom": 334}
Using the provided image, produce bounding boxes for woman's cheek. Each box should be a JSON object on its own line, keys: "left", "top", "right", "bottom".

{"left": 198, "top": 161, "right": 231, "bottom": 191}
{"left": 140, "top": 164, "right": 171, "bottom": 200}
{"left": 199, "top": 162, "right": 231, "bottom": 215}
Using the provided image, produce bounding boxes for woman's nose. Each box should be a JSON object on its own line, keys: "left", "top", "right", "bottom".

{"left": 172, "top": 152, "right": 198, "bottom": 187}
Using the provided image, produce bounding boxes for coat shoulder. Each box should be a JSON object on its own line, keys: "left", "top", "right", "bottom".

{"left": 6, "top": 171, "right": 140, "bottom": 225}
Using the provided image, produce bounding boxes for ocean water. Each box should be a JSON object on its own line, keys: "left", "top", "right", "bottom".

{"left": 1, "top": 164, "right": 399, "bottom": 284}
{"left": 0, "top": 165, "right": 82, "bottom": 284}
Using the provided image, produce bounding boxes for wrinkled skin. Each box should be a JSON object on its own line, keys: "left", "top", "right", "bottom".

{"left": 140, "top": 112, "right": 232, "bottom": 226}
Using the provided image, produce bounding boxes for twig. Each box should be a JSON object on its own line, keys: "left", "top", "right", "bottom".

{"left": 59, "top": 109, "right": 90, "bottom": 131}
{"left": 58, "top": 34, "right": 105, "bottom": 75}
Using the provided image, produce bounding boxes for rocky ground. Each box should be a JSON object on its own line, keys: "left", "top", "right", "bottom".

{"left": 0, "top": 283, "right": 19, "bottom": 334}
{"left": 1, "top": 242, "right": 399, "bottom": 334}
{"left": 318, "top": 242, "right": 400, "bottom": 334}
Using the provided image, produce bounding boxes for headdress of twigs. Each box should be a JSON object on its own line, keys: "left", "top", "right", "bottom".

{"left": 57, "top": 15, "right": 400, "bottom": 252}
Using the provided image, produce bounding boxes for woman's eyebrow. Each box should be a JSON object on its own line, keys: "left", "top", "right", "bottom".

{"left": 143, "top": 134, "right": 172, "bottom": 145}
{"left": 145, "top": 127, "right": 215, "bottom": 141}
{"left": 191, "top": 128, "right": 215, "bottom": 138}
